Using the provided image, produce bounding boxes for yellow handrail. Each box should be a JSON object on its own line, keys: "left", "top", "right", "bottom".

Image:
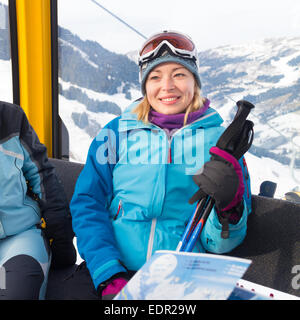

{"left": 16, "top": 0, "right": 52, "bottom": 156}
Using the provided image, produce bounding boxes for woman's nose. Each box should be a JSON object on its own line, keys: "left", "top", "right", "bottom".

{"left": 161, "top": 77, "right": 175, "bottom": 91}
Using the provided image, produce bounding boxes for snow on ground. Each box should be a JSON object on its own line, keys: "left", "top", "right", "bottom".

{"left": 58, "top": 79, "right": 141, "bottom": 163}
{"left": 0, "top": 59, "right": 13, "bottom": 102}
{"left": 58, "top": 95, "right": 118, "bottom": 163}
{"left": 246, "top": 151, "right": 299, "bottom": 199}
{"left": 60, "top": 79, "right": 141, "bottom": 112}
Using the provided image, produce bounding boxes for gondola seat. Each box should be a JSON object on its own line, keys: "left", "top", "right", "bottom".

{"left": 46, "top": 158, "right": 300, "bottom": 299}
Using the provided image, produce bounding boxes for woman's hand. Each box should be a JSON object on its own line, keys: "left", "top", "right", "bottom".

{"left": 189, "top": 146, "right": 245, "bottom": 213}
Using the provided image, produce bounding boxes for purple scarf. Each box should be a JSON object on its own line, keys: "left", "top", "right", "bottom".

{"left": 148, "top": 99, "right": 210, "bottom": 130}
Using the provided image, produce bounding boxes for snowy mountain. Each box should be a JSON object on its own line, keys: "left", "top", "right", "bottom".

{"left": 196, "top": 37, "right": 300, "bottom": 197}
{"left": 198, "top": 37, "right": 300, "bottom": 167}
{"left": 0, "top": 4, "right": 299, "bottom": 198}
{"left": 58, "top": 26, "right": 140, "bottom": 97}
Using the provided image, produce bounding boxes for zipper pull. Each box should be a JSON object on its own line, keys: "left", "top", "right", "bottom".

{"left": 113, "top": 200, "right": 122, "bottom": 220}
{"left": 168, "top": 147, "right": 172, "bottom": 164}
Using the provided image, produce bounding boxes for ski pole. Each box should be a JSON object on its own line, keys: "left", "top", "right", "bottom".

{"left": 176, "top": 196, "right": 207, "bottom": 251}
{"left": 184, "top": 196, "right": 214, "bottom": 252}
{"left": 178, "top": 100, "right": 255, "bottom": 253}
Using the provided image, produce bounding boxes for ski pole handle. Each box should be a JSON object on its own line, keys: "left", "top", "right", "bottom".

{"left": 234, "top": 100, "right": 255, "bottom": 123}
{"left": 216, "top": 100, "right": 255, "bottom": 156}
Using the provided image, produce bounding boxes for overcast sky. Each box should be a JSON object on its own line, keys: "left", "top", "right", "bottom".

{"left": 59, "top": 0, "right": 300, "bottom": 54}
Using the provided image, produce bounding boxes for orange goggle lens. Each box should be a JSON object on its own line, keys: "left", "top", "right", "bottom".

{"left": 139, "top": 32, "right": 195, "bottom": 56}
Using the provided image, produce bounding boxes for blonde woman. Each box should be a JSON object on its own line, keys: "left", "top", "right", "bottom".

{"left": 70, "top": 31, "right": 252, "bottom": 299}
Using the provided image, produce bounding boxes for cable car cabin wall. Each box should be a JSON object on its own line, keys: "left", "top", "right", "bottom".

{"left": 1, "top": 0, "right": 300, "bottom": 299}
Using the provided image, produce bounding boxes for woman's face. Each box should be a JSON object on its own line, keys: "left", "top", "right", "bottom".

{"left": 145, "top": 62, "right": 195, "bottom": 115}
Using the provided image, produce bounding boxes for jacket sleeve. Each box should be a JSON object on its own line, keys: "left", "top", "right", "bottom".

{"left": 200, "top": 155, "right": 252, "bottom": 254}
{"left": 19, "top": 109, "right": 76, "bottom": 268}
{"left": 70, "top": 117, "right": 127, "bottom": 289}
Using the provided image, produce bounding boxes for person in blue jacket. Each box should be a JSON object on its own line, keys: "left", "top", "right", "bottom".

{"left": 69, "top": 31, "right": 252, "bottom": 300}
{"left": 0, "top": 101, "right": 76, "bottom": 300}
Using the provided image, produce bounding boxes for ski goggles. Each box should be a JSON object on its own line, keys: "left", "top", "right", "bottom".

{"left": 138, "top": 31, "right": 199, "bottom": 69}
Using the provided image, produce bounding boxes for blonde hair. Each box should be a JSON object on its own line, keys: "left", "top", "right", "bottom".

{"left": 132, "top": 83, "right": 206, "bottom": 126}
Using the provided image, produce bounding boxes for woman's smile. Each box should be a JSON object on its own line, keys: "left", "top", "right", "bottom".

{"left": 145, "top": 62, "right": 195, "bottom": 115}
{"left": 159, "top": 95, "right": 181, "bottom": 104}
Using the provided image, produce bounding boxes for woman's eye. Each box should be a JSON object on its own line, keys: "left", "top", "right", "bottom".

{"left": 149, "top": 75, "right": 159, "bottom": 80}
{"left": 174, "top": 73, "right": 185, "bottom": 77}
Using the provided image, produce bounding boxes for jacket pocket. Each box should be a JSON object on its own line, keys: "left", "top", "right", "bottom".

{"left": 14, "top": 157, "right": 40, "bottom": 218}
{"left": 0, "top": 150, "right": 24, "bottom": 205}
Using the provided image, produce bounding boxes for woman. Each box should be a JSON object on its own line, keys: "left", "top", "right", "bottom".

{"left": 70, "top": 31, "right": 252, "bottom": 299}
{"left": 0, "top": 101, "right": 76, "bottom": 299}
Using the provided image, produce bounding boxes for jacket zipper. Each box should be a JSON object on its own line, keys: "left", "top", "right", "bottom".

{"left": 167, "top": 137, "right": 172, "bottom": 164}
{"left": 165, "top": 127, "right": 185, "bottom": 164}
{"left": 121, "top": 111, "right": 218, "bottom": 259}
{"left": 164, "top": 113, "right": 211, "bottom": 164}
{"left": 146, "top": 218, "right": 157, "bottom": 261}
{"left": 146, "top": 125, "right": 195, "bottom": 255}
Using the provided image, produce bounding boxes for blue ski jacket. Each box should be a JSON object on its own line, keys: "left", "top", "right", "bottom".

{"left": 70, "top": 101, "right": 252, "bottom": 289}
{"left": 0, "top": 101, "right": 76, "bottom": 268}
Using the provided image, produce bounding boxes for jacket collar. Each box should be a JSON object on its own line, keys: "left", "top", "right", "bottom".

{"left": 119, "top": 100, "right": 224, "bottom": 132}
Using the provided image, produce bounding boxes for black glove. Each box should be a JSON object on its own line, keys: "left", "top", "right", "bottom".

{"left": 43, "top": 214, "right": 76, "bottom": 269}
{"left": 189, "top": 146, "right": 245, "bottom": 212}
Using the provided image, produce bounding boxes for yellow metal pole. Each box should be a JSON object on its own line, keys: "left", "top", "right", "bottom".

{"left": 15, "top": 0, "right": 52, "bottom": 156}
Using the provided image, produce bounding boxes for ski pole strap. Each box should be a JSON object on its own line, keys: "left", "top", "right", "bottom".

{"left": 218, "top": 215, "right": 230, "bottom": 239}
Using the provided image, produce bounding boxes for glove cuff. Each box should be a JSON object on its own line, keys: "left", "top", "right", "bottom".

{"left": 102, "top": 278, "right": 128, "bottom": 296}
{"left": 210, "top": 146, "right": 245, "bottom": 211}
{"left": 97, "top": 272, "right": 129, "bottom": 297}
